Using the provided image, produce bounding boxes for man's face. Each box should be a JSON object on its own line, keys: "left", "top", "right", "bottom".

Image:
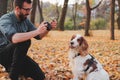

{"left": 18, "top": 2, "right": 32, "bottom": 21}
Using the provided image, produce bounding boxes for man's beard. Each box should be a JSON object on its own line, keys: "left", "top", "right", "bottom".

{"left": 19, "top": 12, "right": 29, "bottom": 21}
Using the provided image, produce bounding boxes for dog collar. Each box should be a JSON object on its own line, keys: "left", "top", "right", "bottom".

{"left": 73, "top": 53, "right": 80, "bottom": 59}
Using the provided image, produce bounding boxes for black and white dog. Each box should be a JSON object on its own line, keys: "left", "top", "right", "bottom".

{"left": 68, "top": 34, "right": 109, "bottom": 80}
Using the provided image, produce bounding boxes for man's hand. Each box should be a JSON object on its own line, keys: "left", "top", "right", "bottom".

{"left": 37, "top": 21, "right": 47, "bottom": 34}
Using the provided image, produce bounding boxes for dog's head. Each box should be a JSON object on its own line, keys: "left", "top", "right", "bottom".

{"left": 69, "top": 34, "right": 88, "bottom": 51}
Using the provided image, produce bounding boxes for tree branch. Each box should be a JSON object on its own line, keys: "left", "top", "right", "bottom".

{"left": 91, "top": 0, "right": 103, "bottom": 10}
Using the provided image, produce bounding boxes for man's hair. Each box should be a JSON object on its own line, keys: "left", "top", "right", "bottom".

{"left": 13, "top": 0, "right": 32, "bottom": 8}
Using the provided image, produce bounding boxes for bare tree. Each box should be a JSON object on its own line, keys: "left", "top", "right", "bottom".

{"left": 55, "top": 2, "right": 60, "bottom": 23}
{"left": 55, "top": 2, "right": 60, "bottom": 29}
{"left": 72, "top": 2, "right": 78, "bottom": 30}
{"left": 38, "top": 0, "right": 44, "bottom": 23}
{"left": 7, "top": 0, "right": 14, "bottom": 12}
{"left": 117, "top": 0, "right": 120, "bottom": 30}
{"left": 30, "top": 0, "right": 37, "bottom": 24}
{"left": 110, "top": 0, "right": 115, "bottom": 40}
{"left": 0, "top": 0, "right": 8, "bottom": 17}
{"left": 85, "top": 0, "right": 103, "bottom": 36}
{"left": 58, "top": 0, "right": 69, "bottom": 31}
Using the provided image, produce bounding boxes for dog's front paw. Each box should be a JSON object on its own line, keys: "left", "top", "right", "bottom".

{"left": 72, "top": 77, "right": 79, "bottom": 80}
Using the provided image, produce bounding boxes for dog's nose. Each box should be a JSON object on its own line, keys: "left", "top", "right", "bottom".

{"left": 70, "top": 42, "right": 74, "bottom": 45}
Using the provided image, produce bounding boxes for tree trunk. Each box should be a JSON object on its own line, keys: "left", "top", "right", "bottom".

{"left": 110, "top": 0, "right": 115, "bottom": 40}
{"left": 0, "top": 0, "right": 8, "bottom": 17}
{"left": 30, "top": 0, "right": 37, "bottom": 24}
{"left": 55, "top": 3, "right": 60, "bottom": 29}
{"left": 8, "top": 0, "right": 14, "bottom": 11}
{"left": 55, "top": 3, "right": 59, "bottom": 22}
{"left": 117, "top": 0, "right": 120, "bottom": 30}
{"left": 58, "top": 0, "right": 69, "bottom": 31}
{"left": 117, "top": 15, "right": 120, "bottom": 30}
{"left": 84, "top": 0, "right": 103, "bottom": 36}
{"left": 85, "top": 0, "right": 91, "bottom": 36}
{"left": 73, "top": 3, "right": 77, "bottom": 30}
{"left": 38, "top": 0, "right": 44, "bottom": 23}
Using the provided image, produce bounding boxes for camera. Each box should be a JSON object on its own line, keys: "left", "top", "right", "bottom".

{"left": 44, "top": 22, "right": 52, "bottom": 31}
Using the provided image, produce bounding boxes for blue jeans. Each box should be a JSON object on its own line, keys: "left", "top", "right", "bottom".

{"left": 0, "top": 40, "right": 45, "bottom": 80}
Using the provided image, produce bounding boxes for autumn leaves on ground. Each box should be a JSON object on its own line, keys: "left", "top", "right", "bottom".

{"left": 0, "top": 30, "right": 120, "bottom": 80}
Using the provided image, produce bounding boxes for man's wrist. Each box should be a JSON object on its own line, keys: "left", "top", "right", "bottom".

{"left": 35, "top": 29, "right": 40, "bottom": 35}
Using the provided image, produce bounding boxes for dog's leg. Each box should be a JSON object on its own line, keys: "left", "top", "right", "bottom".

{"left": 72, "top": 73, "right": 80, "bottom": 80}
{"left": 73, "top": 76, "right": 79, "bottom": 80}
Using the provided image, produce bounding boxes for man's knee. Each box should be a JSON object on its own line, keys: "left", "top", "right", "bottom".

{"left": 14, "top": 40, "right": 31, "bottom": 54}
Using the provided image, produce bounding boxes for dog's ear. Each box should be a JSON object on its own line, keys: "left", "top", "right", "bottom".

{"left": 71, "top": 35, "right": 76, "bottom": 41}
{"left": 80, "top": 37, "right": 88, "bottom": 51}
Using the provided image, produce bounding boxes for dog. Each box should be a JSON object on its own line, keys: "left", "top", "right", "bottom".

{"left": 68, "top": 34, "right": 109, "bottom": 80}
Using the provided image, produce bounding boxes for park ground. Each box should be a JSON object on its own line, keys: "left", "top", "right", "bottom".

{"left": 0, "top": 30, "right": 120, "bottom": 80}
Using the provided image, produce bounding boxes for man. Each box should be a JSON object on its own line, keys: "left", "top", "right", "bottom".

{"left": 0, "top": 0, "right": 56, "bottom": 80}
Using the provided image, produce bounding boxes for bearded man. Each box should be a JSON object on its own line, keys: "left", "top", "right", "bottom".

{"left": 0, "top": 0, "right": 56, "bottom": 80}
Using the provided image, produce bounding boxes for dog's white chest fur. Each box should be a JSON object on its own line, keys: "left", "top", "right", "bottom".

{"left": 69, "top": 50, "right": 94, "bottom": 72}
{"left": 68, "top": 50, "right": 109, "bottom": 80}
{"left": 69, "top": 50, "right": 90, "bottom": 69}
{"left": 68, "top": 34, "right": 109, "bottom": 80}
